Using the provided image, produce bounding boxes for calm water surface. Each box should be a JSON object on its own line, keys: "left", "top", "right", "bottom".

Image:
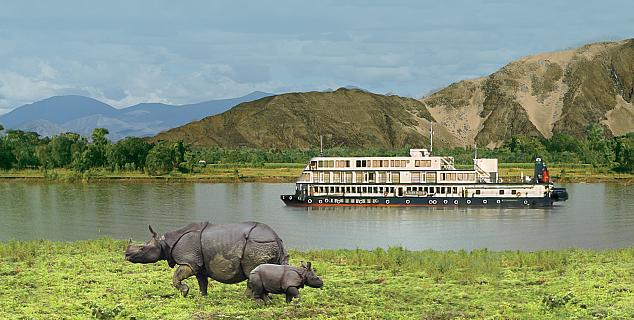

{"left": 1, "top": 182, "right": 633, "bottom": 250}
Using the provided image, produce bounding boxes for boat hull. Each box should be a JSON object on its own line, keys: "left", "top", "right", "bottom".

{"left": 281, "top": 195, "right": 555, "bottom": 207}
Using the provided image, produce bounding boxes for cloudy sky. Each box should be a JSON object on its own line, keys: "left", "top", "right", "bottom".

{"left": 0, "top": 0, "right": 632, "bottom": 114}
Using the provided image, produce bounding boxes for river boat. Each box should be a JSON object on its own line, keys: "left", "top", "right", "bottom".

{"left": 281, "top": 148, "right": 568, "bottom": 207}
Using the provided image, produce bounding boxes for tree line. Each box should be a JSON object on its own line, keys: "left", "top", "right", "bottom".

{"left": 0, "top": 125, "right": 184, "bottom": 175}
{"left": 0, "top": 123, "right": 633, "bottom": 174}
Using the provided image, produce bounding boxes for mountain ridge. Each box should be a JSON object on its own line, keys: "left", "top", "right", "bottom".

{"left": 421, "top": 39, "right": 634, "bottom": 147}
{"left": 0, "top": 91, "right": 273, "bottom": 141}
{"left": 152, "top": 88, "right": 460, "bottom": 149}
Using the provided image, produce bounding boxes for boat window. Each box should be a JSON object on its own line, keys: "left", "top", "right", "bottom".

{"left": 499, "top": 190, "right": 505, "bottom": 195}
{"left": 441, "top": 187, "right": 445, "bottom": 194}
{"left": 392, "top": 172, "right": 400, "bottom": 183}
{"left": 356, "top": 160, "right": 361, "bottom": 167}
{"left": 512, "top": 190, "right": 516, "bottom": 195}
{"left": 415, "top": 160, "right": 431, "bottom": 167}
{"left": 368, "top": 172, "right": 375, "bottom": 182}
{"left": 453, "top": 187, "right": 458, "bottom": 194}
{"left": 476, "top": 190, "right": 481, "bottom": 195}
{"left": 426, "top": 172, "right": 436, "bottom": 183}
{"left": 436, "top": 187, "right": 441, "bottom": 194}
{"left": 362, "top": 187, "right": 367, "bottom": 193}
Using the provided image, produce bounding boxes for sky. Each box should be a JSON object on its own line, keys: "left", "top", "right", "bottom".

{"left": 0, "top": 0, "right": 633, "bottom": 114}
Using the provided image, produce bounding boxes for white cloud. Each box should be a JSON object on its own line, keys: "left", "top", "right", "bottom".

{"left": 1, "top": 1, "right": 633, "bottom": 111}
{"left": 0, "top": 70, "right": 68, "bottom": 107}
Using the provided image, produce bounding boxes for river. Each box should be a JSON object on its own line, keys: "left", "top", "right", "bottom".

{"left": 1, "top": 182, "right": 633, "bottom": 250}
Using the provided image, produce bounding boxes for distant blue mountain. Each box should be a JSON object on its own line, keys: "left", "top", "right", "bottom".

{"left": 0, "top": 91, "right": 272, "bottom": 141}
{"left": 0, "top": 96, "right": 118, "bottom": 127}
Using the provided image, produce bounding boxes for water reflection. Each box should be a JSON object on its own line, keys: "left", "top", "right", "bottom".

{"left": 1, "top": 182, "right": 633, "bottom": 250}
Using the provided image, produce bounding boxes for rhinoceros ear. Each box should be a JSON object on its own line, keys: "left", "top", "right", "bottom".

{"left": 300, "top": 261, "right": 306, "bottom": 268}
{"left": 148, "top": 225, "right": 158, "bottom": 238}
{"left": 307, "top": 262, "right": 312, "bottom": 270}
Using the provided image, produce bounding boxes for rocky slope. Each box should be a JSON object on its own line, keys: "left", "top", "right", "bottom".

{"left": 421, "top": 39, "right": 634, "bottom": 147}
{"left": 152, "top": 88, "right": 459, "bottom": 149}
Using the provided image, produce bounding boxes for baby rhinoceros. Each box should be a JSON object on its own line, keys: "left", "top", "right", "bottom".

{"left": 247, "top": 261, "right": 323, "bottom": 304}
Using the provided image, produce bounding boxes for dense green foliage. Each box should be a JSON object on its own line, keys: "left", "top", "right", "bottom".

{"left": 189, "top": 124, "right": 634, "bottom": 171}
{"left": 1, "top": 123, "right": 633, "bottom": 175}
{"left": 1, "top": 239, "right": 634, "bottom": 319}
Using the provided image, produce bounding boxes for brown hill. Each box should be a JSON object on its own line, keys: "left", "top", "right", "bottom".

{"left": 421, "top": 39, "right": 634, "bottom": 147}
{"left": 152, "top": 88, "right": 460, "bottom": 149}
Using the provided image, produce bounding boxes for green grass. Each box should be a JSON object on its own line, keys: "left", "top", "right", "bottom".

{"left": 1, "top": 162, "right": 633, "bottom": 184}
{"left": 1, "top": 239, "right": 634, "bottom": 319}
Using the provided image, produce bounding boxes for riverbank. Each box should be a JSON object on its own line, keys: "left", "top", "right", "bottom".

{"left": 1, "top": 239, "right": 633, "bottom": 319}
{"left": 1, "top": 163, "right": 633, "bottom": 183}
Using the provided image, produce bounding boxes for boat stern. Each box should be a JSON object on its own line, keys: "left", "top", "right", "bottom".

{"left": 551, "top": 187, "right": 569, "bottom": 202}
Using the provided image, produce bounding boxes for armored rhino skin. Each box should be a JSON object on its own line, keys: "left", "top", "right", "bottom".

{"left": 247, "top": 261, "right": 323, "bottom": 303}
{"left": 124, "top": 221, "right": 288, "bottom": 297}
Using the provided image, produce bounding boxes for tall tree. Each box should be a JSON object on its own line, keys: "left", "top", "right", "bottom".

{"left": 5, "top": 130, "right": 41, "bottom": 169}
{"left": 0, "top": 124, "right": 12, "bottom": 169}
{"left": 145, "top": 142, "right": 176, "bottom": 175}
{"left": 77, "top": 128, "right": 111, "bottom": 169}
{"left": 584, "top": 123, "right": 614, "bottom": 167}
{"left": 107, "top": 137, "right": 152, "bottom": 170}
{"left": 614, "top": 134, "right": 634, "bottom": 172}
{"left": 92, "top": 128, "right": 110, "bottom": 147}
{"left": 46, "top": 133, "right": 82, "bottom": 167}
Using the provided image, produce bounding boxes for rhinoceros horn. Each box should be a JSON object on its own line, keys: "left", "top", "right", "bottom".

{"left": 148, "top": 225, "right": 158, "bottom": 238}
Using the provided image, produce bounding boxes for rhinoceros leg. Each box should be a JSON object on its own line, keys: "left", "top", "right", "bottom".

{"left": 196, "top": 273, "right": 209, "bottom": 296}
{"left": 247, "top": 273, "right": 267, "bottom": 304}
{"left": 240, "top": 224, "right": 288, "bottom": 276}
{"left": 172, "top": 265, "right": 195, "bottom": 297}
{"left": 285, "top": 286, "right": 300, "bottom": 303}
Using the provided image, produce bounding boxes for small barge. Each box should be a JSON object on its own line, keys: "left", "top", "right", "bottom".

{"left": 281, "top": 149, "right": 568, "bottom": 208}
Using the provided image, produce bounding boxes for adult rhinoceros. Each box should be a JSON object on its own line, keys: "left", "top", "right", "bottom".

{"left": 124, "top": 221, "right": 288, "bottom": 297}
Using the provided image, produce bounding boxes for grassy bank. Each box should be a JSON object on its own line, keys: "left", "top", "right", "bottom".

{"left": 0, "top": 165, "right": 302, "bottom": 183}
{"left": 1, "top": 239, "right": 634, "bottom": 319}
{"left": 1, "top": 163, "right": 633, "bottom": 184}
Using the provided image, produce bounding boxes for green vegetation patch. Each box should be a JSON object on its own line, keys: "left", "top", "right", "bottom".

{"left": 1, "top": 240, "right": 634, "bottom": 319}
{"left": 531, "top": 63, "right": 563, "bottom": 102}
